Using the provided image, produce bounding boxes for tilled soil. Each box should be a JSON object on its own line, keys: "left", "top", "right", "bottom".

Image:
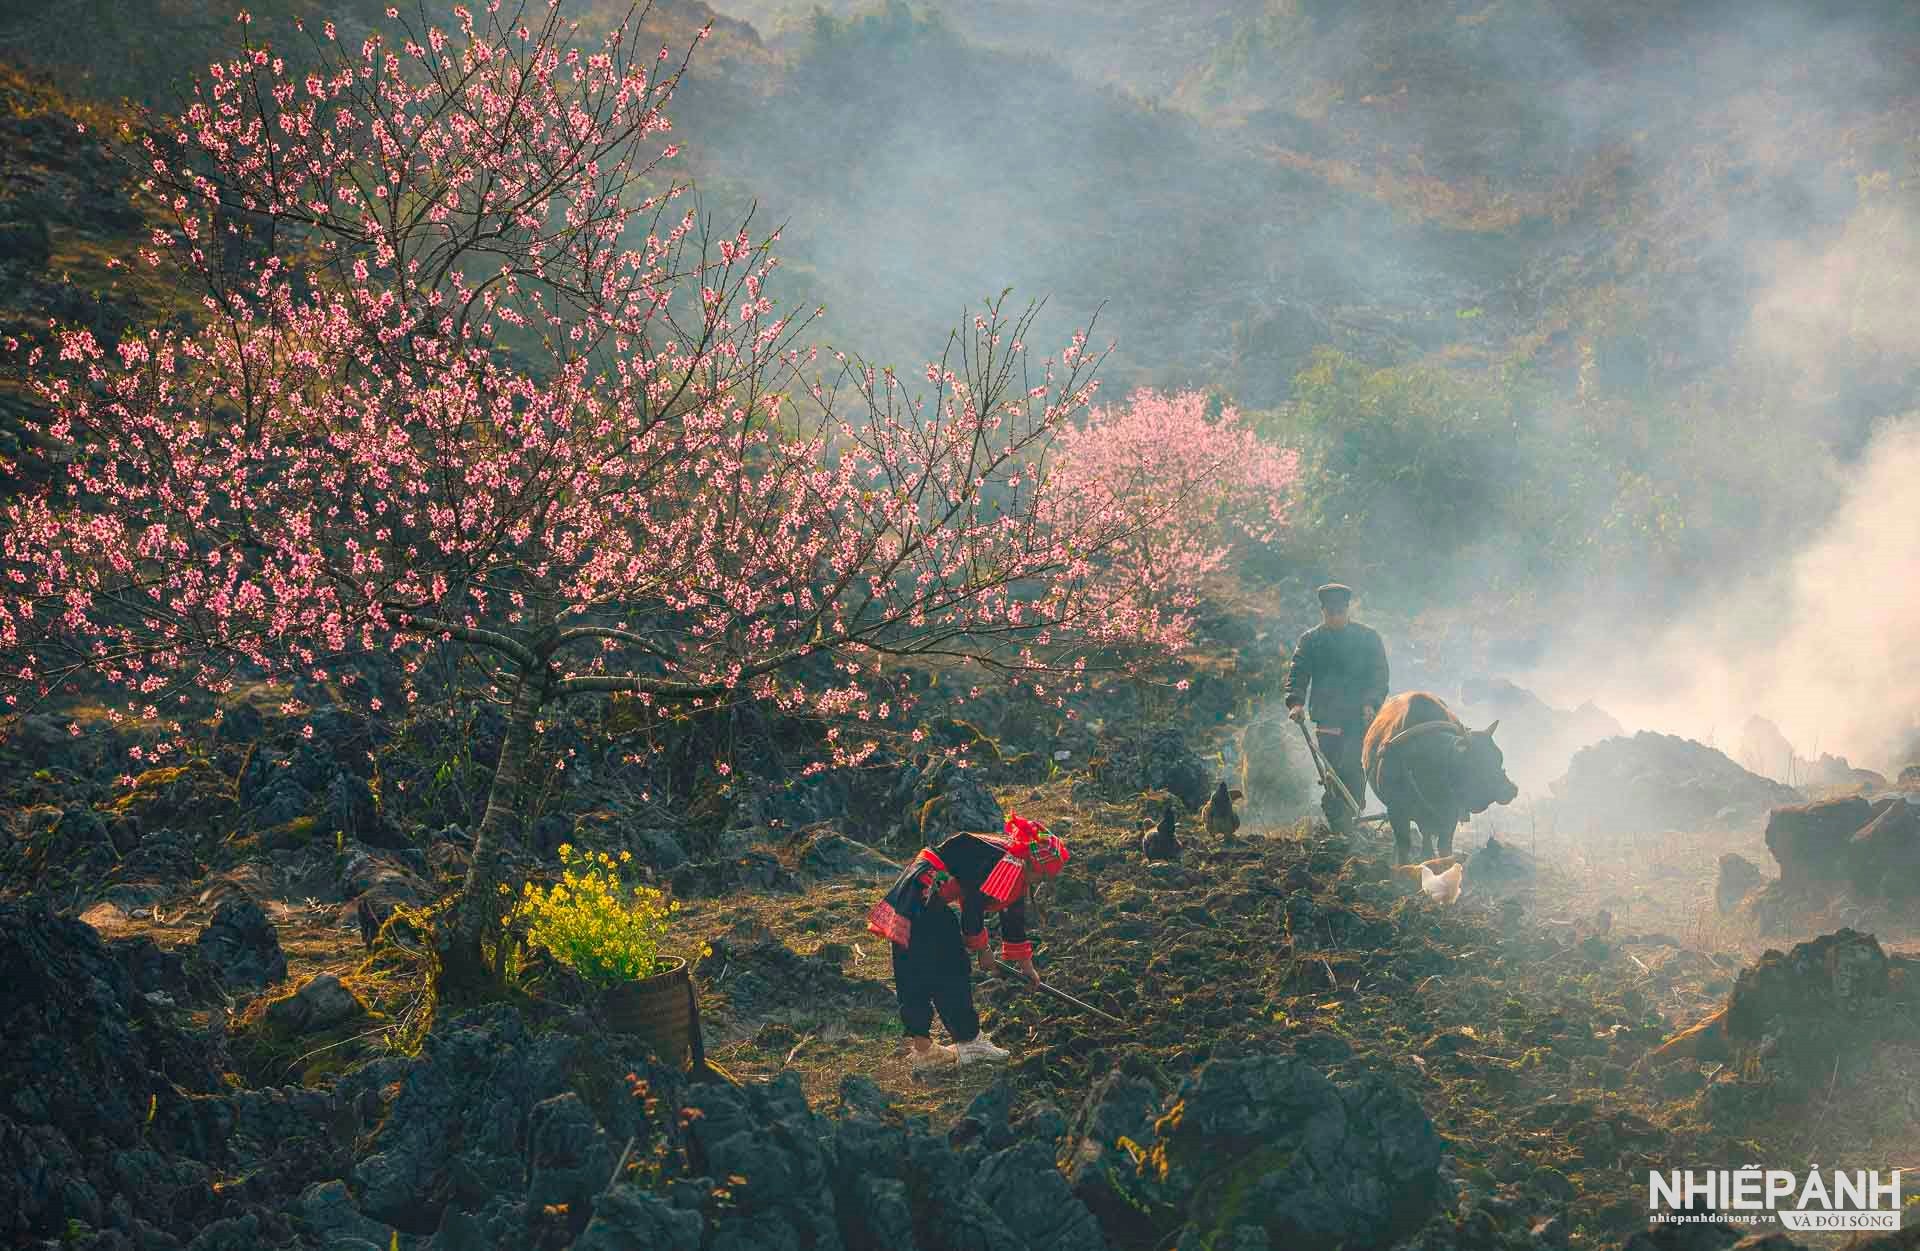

{"left": 678, "top": 782, "right": 1920, "bottom": 1248}
{"left": 30, "top": 768, "right": 1920, "bottom": 1249}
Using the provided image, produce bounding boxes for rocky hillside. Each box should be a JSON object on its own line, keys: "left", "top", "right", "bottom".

{"left": 6, "top": 5, "right": 1920, "bottom": 1250}
{"left": 6, "top": 551, "right": 1920, "bottom": 1250}
{"left": 10, "top": 730, "right": 1920, "bottom": 1250}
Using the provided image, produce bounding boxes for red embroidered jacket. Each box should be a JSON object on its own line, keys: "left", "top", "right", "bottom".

{"left": 867, "top": 831, "right": 1034, "bottom": 962}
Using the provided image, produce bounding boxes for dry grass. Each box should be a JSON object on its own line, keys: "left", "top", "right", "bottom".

{"left": 86, "top": 875, "right": 429, "bottom": 1087}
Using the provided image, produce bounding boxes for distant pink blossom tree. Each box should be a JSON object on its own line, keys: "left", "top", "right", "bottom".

{"left": 1048, "top": 387, "right": 1301, "bottom": 649}
{"left": 0, "top": 3, "right": 1229, "bottom": 993}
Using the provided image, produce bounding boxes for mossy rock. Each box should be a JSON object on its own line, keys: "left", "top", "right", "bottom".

{"left": 227, "top": 1015, "right": 337, "bottom": 1085}
{"left": 18, "top": 804, "right": 63, "bottom": 838}
{"left": 910, "top": 764, "right": 1005, "bottom": 844}
{"left": 110, "top": 765, "right": 188, "bottom": 807}
{"left": 109, "top": 758, "right": 235, "bottom": 829}
{"left": 230, "top": 974, "right": 375, "bottom": 1085}
{"left": 568, "top": 810, "right": 637, "bottom": 859}
{"left": 260, "top": 814, "right": 319, "bottom": 851}
{"left": 1153, "top": 1058, "right": 1442, "bottom": 1251}
{"left": 296, "top": 1054, "right": 361, "bottom": 1087}
{"left": 1186, "top": 1144, "right": 1298, "bottom": 1246}
{"left": 213, "top": 833, "right": 262, "bottom": 861}
{"left": 0, "top": 216, "right": 52, "bottom": 268}
{"left": 1, "top": 804, "right": 118, "bottom": 892}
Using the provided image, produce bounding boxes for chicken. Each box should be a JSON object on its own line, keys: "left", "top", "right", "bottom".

{"left": 1203, "top": 781, "right": 1243, "bottom": 838}
{"left": 1141, "top": 797, "right": 1182, "bottom": 860}
{"left": 1389, "top": 855, "right": 1462, "bottom": 885}
{"left": 1420, "top": 861, "right": 1464, "bottom": 905}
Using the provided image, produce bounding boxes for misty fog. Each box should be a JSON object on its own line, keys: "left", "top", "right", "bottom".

{"left": 636, "top": 0, "right": 1920, "bottom": 784}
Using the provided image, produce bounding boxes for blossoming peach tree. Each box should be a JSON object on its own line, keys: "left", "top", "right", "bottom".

{"left": 0, "top": 1, "right": 1291, "bottom": 993}
{"left": 1050, "top": 387, "right": 1301, "bottom": 654}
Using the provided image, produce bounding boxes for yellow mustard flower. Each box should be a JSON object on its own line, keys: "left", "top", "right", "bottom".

{"left": 517, "top": 845, "right": 684, "bottom": 987}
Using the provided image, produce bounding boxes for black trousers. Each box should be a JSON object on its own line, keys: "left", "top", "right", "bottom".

{"left": 892, "top": 900, "right": 980, "bottom": 1043}
{"left": 1316, "top": 722, "right": 1369, "bottom": 832}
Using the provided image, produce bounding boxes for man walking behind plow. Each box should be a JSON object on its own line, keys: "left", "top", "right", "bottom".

{"left": 1285, "top": 583, "right": 1389, "bottom": 835}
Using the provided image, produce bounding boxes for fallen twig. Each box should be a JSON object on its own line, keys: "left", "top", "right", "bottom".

{"left": 605, "top": 1136, "right": 636, "bottom": 1194}
{"left": 1144, "top": 929, "right": 1221, "bottom": 974}
{"left": 783, "top": 1034, "right": 814, "bottom": 1068}
{"left": 1809, "top": 1055, "right": 1842, "bottom": 1138}
{"left": 285, "top": 1025, "right": 395, "bottom": 1076}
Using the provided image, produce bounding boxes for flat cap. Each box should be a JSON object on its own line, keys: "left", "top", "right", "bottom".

{"left": 1315, "top": 582, "right": 1353, "bottom": 602}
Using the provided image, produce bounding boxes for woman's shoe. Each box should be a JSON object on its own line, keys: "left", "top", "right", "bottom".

{"left": 953, "top": 1034, "right": 1010, "bottom": 1063}
{"left": 908, "top": 1042, "right": 958, "bottom": 1074}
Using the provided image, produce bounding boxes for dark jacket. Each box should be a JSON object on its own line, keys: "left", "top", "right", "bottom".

{"left": 868, "top": 832, "right": 1033, "bottom": 960}
{"left": 1283, "top": 621, "right": 1389, "bottom": 727}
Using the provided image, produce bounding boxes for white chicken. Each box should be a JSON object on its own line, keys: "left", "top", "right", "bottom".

{"left": 1419, "top": 861, "right": 1464, "bottom": 905}
{"left": 1391, "top": 855, "right": 1461, "bottom": 881}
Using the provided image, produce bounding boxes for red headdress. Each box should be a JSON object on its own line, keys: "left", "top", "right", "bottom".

{"left": 980, "top": 814, "right": 1070, "bottom": 902}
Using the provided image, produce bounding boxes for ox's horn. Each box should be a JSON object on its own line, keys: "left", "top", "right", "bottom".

{"left": 1483, "top": 720, "right": 1500, "bottom": 736}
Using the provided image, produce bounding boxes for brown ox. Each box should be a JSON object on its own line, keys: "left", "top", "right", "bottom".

{"left": 1362, "top": 691, "right": 1520, "bottom": 863}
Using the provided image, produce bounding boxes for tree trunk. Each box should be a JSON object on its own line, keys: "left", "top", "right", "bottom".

{"left": 438, "top": 667, "right": 544, "bottom": 997}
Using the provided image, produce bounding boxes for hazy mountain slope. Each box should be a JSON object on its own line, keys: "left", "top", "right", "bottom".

{"left": 5, "top": 0, "right": 1919, "bottom": 631}
{"left": 666, "top": 3, "right": 1550, "bottom": 403}
{"left": 11, "top": 0, "right": 1915, "bottom": 419}
{"left": 0, "top": 64, "right": 181, "bottom": 496}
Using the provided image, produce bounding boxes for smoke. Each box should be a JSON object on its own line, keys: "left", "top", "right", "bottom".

{"left": 1352, "top": 3, "right": 1920, "bottom": 786}
{"left": 1749, "top": 187, "right": 1920, "bottom": 424}
{"left": 1523, "top": 415, "right": 1920, "bottom": 776}
{"left": 774, "top": 0, "right": 1920, "bottom": 790}
{"left": 1508, "top": 104, "right": 1920, "bottom": 779}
